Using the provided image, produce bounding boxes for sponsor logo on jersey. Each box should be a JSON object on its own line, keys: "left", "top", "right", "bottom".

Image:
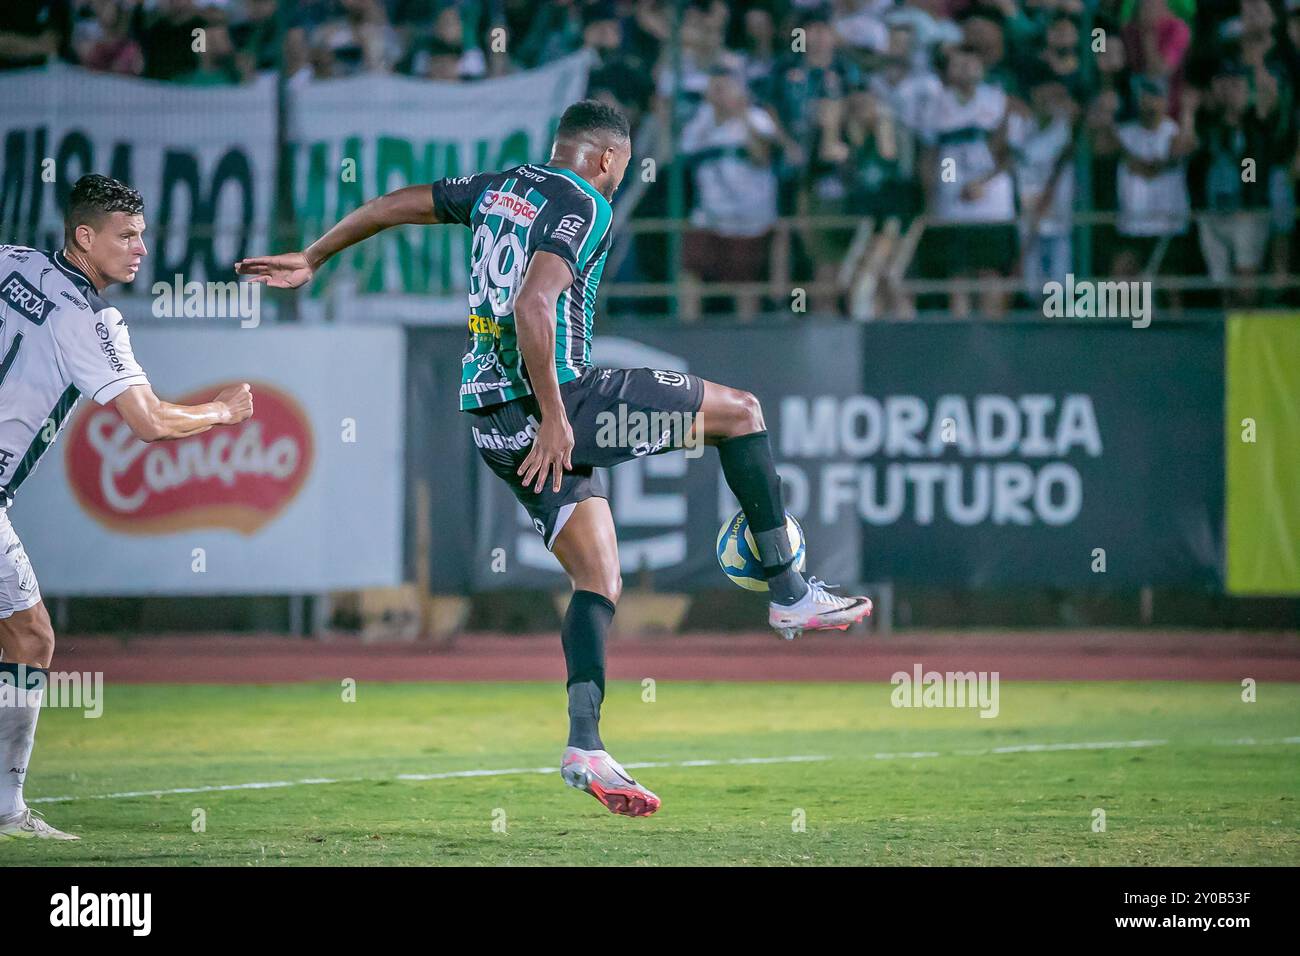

{"left": 0, "top": 271, "right": 56, "bottom": 325}
{"left": 478, "top": 191, "right": 540, "bottom": 226}
{"left": 518, "top": 166, "right": 547, "bottom": 182}
{"left": 64, "top": 382, "right": 313, "bottom": 536}
{"left": 59, "top": 290, "right": 88, "bottom": 310}
{"left": 468, "top": 314, "right": 501, "bottom": 337}
{"left": 460, "top": 379, "right": 513, "bottom": 396}
{"left": 551, "top": 214, "right": 586, "bottom": 244}
{"left": 95, "top": 321, "right": 126, "bottom": 372}
{"left": 0, "top": 447, "right": 14, "bottom": 480}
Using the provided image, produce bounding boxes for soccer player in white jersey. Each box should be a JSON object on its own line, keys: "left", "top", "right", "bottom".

{"left": 0, "top": 175, "right": 254, "bottom": 840}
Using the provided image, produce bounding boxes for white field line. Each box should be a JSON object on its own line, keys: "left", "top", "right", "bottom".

{"left": 28, "top": 755, "right": 832, "bottom": 805}
{"left": 27, "top": 737, "right": 1299, "bottom": 806}
{"left": 957, "top": 739, "right": 1169, "bottom": 756}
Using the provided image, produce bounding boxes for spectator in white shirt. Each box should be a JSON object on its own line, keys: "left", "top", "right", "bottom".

{"left": 679, "top": 68, "right": 781, "bottom": 320}
{"left": 1008, "top": 71, "right": 1078, "bottom": 296}
{"left": 1094, "top": 74, "right": 1195, "bottom": 281}
{"left": 920, "top": 43, "right": 1016, "bottom": 319}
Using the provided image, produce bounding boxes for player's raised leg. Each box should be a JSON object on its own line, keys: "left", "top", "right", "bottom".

{"left": 550, "top": 496, "right": 660, "bottom": 817}
{"left": 697, "top": 380, "right": 872, "bottom": 639}
{"left": 0, "top": 599, "right": 78, "bottom": 840}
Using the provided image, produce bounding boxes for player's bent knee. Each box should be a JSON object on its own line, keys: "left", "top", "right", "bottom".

{"left": 6, "top": 614, "right": 55, "bottom": 668}
{"left": 30, "top": 621, "right": 54, "bottom": 668}
{"left": 734, "top": 389, "right": 765, "bottom": 434}
{"left": 701, "top": 382, "right": 765, "bottom": 440}
{"left": 573, "top": 571, "right": 620, "bottom": 606}
{"left": 722, "top": 390, "right": 759, "bottom": 437}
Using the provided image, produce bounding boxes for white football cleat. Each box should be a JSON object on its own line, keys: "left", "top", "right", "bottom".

{"left": 561, "top": 747, "right": 661, "bottom": 817}
{"left": 769, "top": 576, "right": 872, "bottom": 641}
{"left": 0, "top": 807, "right": 80, "bottom": 840}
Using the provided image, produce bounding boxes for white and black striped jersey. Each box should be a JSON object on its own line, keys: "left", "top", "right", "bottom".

{"left": 0, "top": 246, "right": 149, "bottom": 505}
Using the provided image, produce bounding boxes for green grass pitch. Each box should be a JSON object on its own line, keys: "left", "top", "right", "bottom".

{"left": 3, "top": 681, "right": 1298, "bottom": 866}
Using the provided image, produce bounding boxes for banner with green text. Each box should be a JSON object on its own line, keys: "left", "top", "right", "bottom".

{"left": 1, "top": 56, "right": 591, "bottom": 322}
{"left": 286, "top": 52, "right": 592, "bottom": 321}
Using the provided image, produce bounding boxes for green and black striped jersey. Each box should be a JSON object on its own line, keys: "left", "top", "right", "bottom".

{"left": 431, "top": 164, "right": 614, "bottom": 411}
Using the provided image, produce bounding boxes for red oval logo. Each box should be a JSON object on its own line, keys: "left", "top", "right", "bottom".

{"left": 64, "top": 382, "right": 314, "bottom": 536}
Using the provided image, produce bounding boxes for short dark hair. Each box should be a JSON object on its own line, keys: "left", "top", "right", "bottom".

{"left": 65, "top": 174, "right": 144, "bottom": 237}
{"left": 556, "top": 99, "right": 630, "bottom": 145}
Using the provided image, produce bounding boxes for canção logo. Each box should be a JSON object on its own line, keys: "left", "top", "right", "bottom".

{"left": 64, "top": 383, "right": 313, "bottom": 535}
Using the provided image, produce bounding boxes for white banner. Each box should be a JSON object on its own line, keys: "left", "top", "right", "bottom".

{"left": 12, "top": 327, "right": 404, "bottom": 594}
{"left": 285, "top": 51, "right": 592, "bottom": 318}
{"left": 1, "top": 56, "right": 590, "bottom": 320}
{"left": 0, "top": 65, "right": 277, "bottom": 290}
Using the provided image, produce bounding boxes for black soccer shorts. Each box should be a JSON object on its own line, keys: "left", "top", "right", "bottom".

{"left": 466, "top": 366, "right": 706, "bottom": 550}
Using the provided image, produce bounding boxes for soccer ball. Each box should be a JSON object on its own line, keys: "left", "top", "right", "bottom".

{"left": 715, "top": 509, "right": 805, "bottom": 591}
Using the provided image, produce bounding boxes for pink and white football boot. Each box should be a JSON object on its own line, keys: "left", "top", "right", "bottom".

{"left": 768, "top": 577, "right": 872, "bottom": 641}
{"left": 561, "top": 747, "right": 661, "bottom": 817}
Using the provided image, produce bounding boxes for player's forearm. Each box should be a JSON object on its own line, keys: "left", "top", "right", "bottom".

{"left": 137, "top": 401, "right": 229, "bottom": 442}
{"left": 304, "top": 186, "right": 435, "bottom": 270}
{"left": 515, "top": 300, "right": 566, "bottom": 418}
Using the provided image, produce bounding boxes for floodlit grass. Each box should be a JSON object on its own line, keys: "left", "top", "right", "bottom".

{"left": 4, "top": 681, "right": 1297, "bottom": 865}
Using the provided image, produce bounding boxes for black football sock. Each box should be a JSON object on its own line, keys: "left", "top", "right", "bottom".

{"left": 561, "top": 590, "right": 614, "bottom": 751}
{"left": 717, "top": 431, "right": 809, "bottom": 605}
{"left": 567, "top": 682, "right": 603, "bottom": 752}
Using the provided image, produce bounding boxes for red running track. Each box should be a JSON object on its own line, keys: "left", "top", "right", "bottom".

{"left": 47, "top": 630, "right": 1300, "bottom": 683}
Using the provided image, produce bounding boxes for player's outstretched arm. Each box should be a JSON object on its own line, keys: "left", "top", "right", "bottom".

{"left": 514, "top": 250, "right": 576, "bottom": 494}
{"left": 113, "top": 383, "right": 254, "bottom": 443}
{"left": 234, "top": 185, "right": 438, "bottom": 288}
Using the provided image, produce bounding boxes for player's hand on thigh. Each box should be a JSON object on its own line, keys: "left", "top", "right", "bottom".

{"left": 518, "top": 414, "right": 574, "bottom": 493}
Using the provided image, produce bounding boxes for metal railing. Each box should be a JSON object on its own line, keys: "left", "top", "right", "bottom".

{"left": 14, "top": 205, "right": 1294, "bottom": 325}
{"left": 598, "top": 208, "right": 1300, "bottom": 320}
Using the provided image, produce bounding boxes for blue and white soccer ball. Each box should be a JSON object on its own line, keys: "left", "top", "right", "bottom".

{"left": 715, "top": 509, "right": 806, "bottom": 591}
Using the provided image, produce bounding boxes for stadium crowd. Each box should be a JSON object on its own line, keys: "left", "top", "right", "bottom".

{"left": 2, "top": 0, "right": 1298, "bottom": 318}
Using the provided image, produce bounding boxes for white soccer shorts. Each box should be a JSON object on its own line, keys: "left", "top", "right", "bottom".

{"left": 0, "top": 509, "right": 41, "bottom": 620}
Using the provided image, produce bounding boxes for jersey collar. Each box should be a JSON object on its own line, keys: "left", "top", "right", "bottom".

{"left": 544, "top": 166, "right": 610, "bottom": 208}
{"left": 53, "top": 250, "right": 96, "bottom": 291}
